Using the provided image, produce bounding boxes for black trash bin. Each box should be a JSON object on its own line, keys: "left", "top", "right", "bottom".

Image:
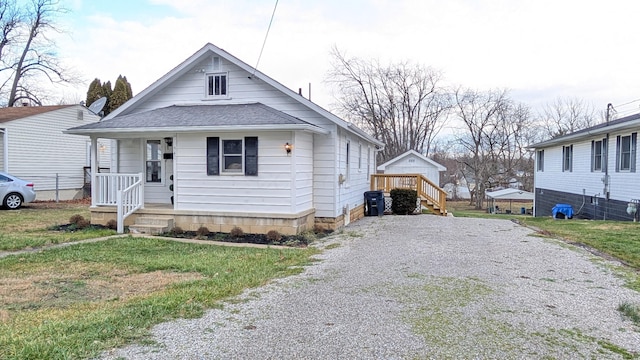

{"left": 364, "top": 191, "right": 385, "bottom": 216}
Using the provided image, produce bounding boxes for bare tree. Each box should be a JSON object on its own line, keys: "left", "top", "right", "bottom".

{"left": 454, "top": 88, "right": 535, "bottom": 209}
{"left": 327, "top": 47, "right": 451, "bottom": 162}
{"left": 0, "top": 0, "right": 75, "bottom": 106}
{"left": 539, "top": 96, "right": 598, "bottom": 139}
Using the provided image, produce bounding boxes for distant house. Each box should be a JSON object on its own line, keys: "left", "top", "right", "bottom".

{"left": 0, "top": 105, "right": 109, "bottom": 201}
{"left": 377, "top": 150, "right": 446, "bottom": 186}
{"left": 530, "top": 112, "right": 640, "bottom": 220}
{"left": 66, "top": 43, "right": 383, "bottom": 235}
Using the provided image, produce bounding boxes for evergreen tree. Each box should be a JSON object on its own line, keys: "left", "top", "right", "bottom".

{"left": 84, "top": 75, "right": 132, "bottom": 116}
{"left": 102, "top": 81, "right": 112, "bottom": 115}
{"left": 85, "top": 78, "right": 103, "bottom": 108}
{"left": 110, "top": 75, "right": 130, "bottom": 113}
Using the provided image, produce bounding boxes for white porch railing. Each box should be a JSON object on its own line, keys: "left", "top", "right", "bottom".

{"left": 95, "top": 173, "right": 144, "bottom": 233}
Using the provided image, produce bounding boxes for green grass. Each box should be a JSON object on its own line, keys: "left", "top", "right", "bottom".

{"left": 0, "top": 237, "right": 318, "bottom": 360}
{"left": 0, "top": 202, "right": 115, "bottom": 251}
{"left": 618, "top": 302, "right": 640, "bottom": 327}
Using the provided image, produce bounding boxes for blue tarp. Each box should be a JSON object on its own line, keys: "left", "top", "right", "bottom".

{"left": 552, "top": 204, "right": 574, "bottom": 219}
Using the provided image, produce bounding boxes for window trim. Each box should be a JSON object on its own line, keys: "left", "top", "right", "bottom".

{"left": 591, "top": 139, "right": 606, "bottom": 172}
{"left": 562, "top": 144, "right": 573, "bottom": 172}
{"left": 205, "top": 72, "right": 228, "bottom": 98}
{"left": 616, "top": 133, "right": 637, "bottom": 172}
{"left": 536, "top": 149, "right": 544, "bottom": 172}
{"left": 145, "top": 139, "right": 163, "bottom": 183}
{"left": 206, "top": 136, "right": 258, "bottom": 176}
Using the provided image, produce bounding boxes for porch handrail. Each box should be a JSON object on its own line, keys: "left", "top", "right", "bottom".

{"left": 370, "top": 173, "right": 447, "bottom": 214}
{"left": 116, "top": 173, "right": 144, "bottom": 233}
{"left": 94, "top": 173, "right": 142, "bottom": 206}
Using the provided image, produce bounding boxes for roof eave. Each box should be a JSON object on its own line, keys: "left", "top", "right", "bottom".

{"left": 64, "top": 124, "right": 330, "bottom": 136}
{"left": 530, "top": 116, "right": 640, "bottom": 149}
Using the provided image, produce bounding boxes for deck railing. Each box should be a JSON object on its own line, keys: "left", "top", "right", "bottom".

{"left": 94, "top": 173, "right": 144, "bottom": 233}
{"left": 370, "top": 173, "right": 447, "bottom": 215}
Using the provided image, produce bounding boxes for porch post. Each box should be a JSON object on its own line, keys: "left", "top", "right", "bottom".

{"left": 139, "top": 172, "right": 144, "bottom": 209}
{"left": 90, "top": 137, "right": 98, "bottom": 207}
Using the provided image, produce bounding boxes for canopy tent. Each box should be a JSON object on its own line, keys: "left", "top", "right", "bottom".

{"left": 485, "top": 188, "right": 535, "bottom": 214}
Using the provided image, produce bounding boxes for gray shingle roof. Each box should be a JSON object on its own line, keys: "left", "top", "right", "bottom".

{"left": 68, "top": 103, "right": 316, "bottom": 131}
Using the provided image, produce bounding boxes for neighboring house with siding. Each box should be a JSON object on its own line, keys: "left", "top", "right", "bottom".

{"left": 377, "top": 150, "right": 446, "bottom": 186}
{"left": 0, "top": 105, "right": 109, "bottom": 201}
{"left": 530, "top": 112, "right": 640, "bottom": 220}
{"left": 66, "top": 43, "right": 383, "bottom": 235}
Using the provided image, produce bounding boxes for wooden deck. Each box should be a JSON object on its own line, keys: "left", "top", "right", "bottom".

{"left": 370, "top": 174, "right": 447, "bottom": 215}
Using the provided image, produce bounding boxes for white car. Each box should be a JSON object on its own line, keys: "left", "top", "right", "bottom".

{"left": 0, "top": 172, "right": 36, "bottom": 209}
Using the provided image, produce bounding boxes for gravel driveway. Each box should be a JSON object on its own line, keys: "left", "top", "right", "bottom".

{"left": 100, "top": 215, "right": 640, "bottom": 359}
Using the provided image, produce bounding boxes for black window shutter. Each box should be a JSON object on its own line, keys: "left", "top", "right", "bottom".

{"left": 207, "top": 137, "right": 219, "bottom": 175}
{"left": 616, "top": 135, "right": 621, "bottom": 172}
{"left": 245, "top": 137, "right": 258, "bottom": 176}
{"left": 562, "top": 146, "right": 565, "bottom": 172}
{"left": 590, "top": 140, "right": 595, "bottom": 172}
{"left": 632, "top": 133, "right": 637, "bottom": 172}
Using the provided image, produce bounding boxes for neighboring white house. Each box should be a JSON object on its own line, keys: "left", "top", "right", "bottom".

{"left": 0, "top": 105, "right": 110, "bottom": 201}
{"left": 66, "top": 43, "right": 384, "bottom": 235}
{"left": 530, "top": 112, "right": 640, "bottom": 220}
{"left": 377, "top": 150, "right": 446, "bottom": 186}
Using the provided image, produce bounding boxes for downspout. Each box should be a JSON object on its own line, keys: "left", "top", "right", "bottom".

{"left": 0, "top": 129, "right": 7, "bottom": 172}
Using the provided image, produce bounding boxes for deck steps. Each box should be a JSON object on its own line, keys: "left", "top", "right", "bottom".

{"left": 128, "top": 215, "right": 174, "bottom": 235}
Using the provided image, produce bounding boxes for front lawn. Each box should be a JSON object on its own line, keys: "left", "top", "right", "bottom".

{"left": 0, "top": 237, "right": 317, "bottom": 360}
{"left": 0, "top": 201, "right": 114, "bottom": 251}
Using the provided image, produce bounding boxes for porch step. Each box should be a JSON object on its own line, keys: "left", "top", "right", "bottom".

{"left": 129, "top": 215, "right": 174, "bottom": 235}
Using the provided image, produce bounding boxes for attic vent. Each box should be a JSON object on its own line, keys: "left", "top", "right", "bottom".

{"left": 77, "top": 110, "right": 83, "bottom": 120}
{"left": 212, "top": 56, "right": 220, "bottom": 71}
{"left": 408, "top": 159, "right": 415, "bottom": 163}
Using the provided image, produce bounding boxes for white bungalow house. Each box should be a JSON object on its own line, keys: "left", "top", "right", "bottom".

{"left": 66, "top": 43, "right": 384, "bottom": 235}
{"left": 0, "top": 105, "right": 110, "bottom": 201}
{"left": 530, "top": 112, "right": 640, "bottom": 220}
{"left": 376, "top": 150, "right": 446, "bottom": 186}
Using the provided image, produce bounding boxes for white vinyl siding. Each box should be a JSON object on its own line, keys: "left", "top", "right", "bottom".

{"left": 383, "top": 154, "right": 442, "bottom": 186}
{"left": 0, "top": 106, "right": 102, "bottom": 200}
{"left": 175, "top": 131, "right": 313, "bottom": 214}
{"left": 117, "top": 53, "right": 376, "bottom": 218}
{"left": 535, "top": 129, "right": 640, "bottom": 202}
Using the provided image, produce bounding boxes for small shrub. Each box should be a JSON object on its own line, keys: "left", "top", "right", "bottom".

{"left": 390, "top": 188, "right": 418, "bottom": 215}
{"left": 171, "top": 226, "right": 184, "bottom": 235}
{"left": 266, "top": 230, "right": 282, "bottom": 242}
{"left": 230, "top": 226, "right": 244, "bottom": 238}
{"left": 195, "top": 226, "right": 210, "bottom": 237}
{"left": 105, "top": 219, "right": 117, "bottom": 230}
{"left": 69, "top": 214, "right": 85, "bottom": 225}
{"left": 75, "top": 218, "right": 90, "bottom": 229}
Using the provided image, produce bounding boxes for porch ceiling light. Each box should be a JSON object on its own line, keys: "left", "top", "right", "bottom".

{"left": 285, "top": 142, "right": 292, "bottom": 155}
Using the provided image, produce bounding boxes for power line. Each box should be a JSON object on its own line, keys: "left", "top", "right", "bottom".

{"left": 253, "top": 0, "right": 279, "bottom": 76}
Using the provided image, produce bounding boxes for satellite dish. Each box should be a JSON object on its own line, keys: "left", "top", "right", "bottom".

{"left": 88, "top": 97, "right": 107, "bottom": 115}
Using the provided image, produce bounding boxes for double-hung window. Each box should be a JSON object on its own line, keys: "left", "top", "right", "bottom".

{"left": 562, "top": 145, "right": 573, "bottom": 172}
{"left": 207, "top": 137, "right": 258, "bottom": 176}
{"left": 591, "top": 139, "right": 606, "bottom": 172}
{"left": 616, "top": 133, "right": 637, "bottom": 172}
{"left": 146, "top": 140, "right": 162, "bottom": 182}
{"left": 536, "top": 150, "right": 544, "bottom": 172}
{"left": 206, "top": 73, "right": 227, "bottom": 97}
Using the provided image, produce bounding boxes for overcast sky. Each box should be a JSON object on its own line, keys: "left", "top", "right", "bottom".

{"left": 56, "top": 0, "right": 640, "bottom": 120}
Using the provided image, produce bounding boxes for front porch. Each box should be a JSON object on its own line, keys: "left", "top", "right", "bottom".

{"left": 89, "top": 173, "right": 316, "bottom": 235}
